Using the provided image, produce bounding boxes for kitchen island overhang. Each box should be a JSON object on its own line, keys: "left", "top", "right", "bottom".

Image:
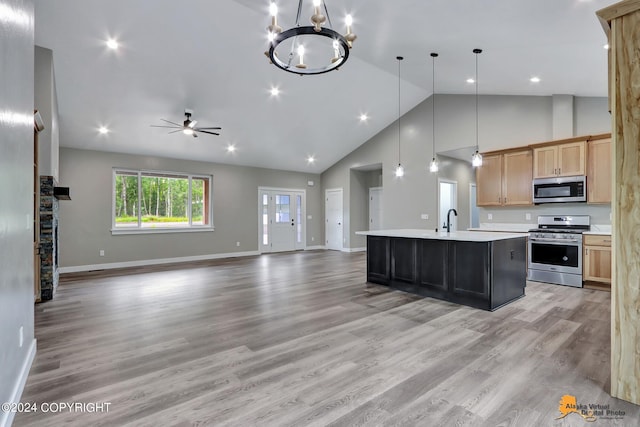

{"left": 356, "top": 229, "right": 528, "bottom": 311}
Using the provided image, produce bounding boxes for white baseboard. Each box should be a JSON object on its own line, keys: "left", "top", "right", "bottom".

{"left": 1, "top": 339, "right": 36, "bottom": 427}
{"left": 305, "top": 245, "right": 326, "bottom": 250}
{"left": 342, "top": 247, "right": 366, "bottom": 253}
{"left": 59, "top": 251, "right": 260, "bottom": 274}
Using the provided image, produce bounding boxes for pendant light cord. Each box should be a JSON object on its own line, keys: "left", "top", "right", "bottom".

{"left": 432, "top": 54, "right": 436, "bottom": 159}
{"left": 475, "top": 50, "right": 479, "bottom": 153}
{"left": 397, "top": 56, "right": 402, "bottom": 165}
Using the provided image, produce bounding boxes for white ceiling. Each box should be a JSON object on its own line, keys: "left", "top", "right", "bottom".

{"left": 33, "top": 0, "right": 611, "bottom": 173}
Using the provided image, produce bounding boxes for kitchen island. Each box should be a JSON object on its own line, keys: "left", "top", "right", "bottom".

{"left": 355, "top": 229, "right": 527, "bottom": 311}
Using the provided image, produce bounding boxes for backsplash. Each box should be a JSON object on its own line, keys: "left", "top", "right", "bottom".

{"left": 478, "top": 203, "right": 611, "bottom": 226}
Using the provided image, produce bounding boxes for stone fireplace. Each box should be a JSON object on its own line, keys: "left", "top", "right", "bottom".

{"left": 39, "top": 176, "right": 59, "bottom": 301}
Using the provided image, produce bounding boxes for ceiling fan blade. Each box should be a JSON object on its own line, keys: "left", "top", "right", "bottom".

{"left": 160, "top": 118, "right": 184, "bottom": 127}
{"left": 195, "top": 126, "right": 222, "bottom": 130}
{"left": 188, "top": 120, "right": 197, "bottom": 128}
{"left": 168, "top": 129, "right": 184, "bottom": 134}
{"left": 151, "top": 125, "right": 182, "bottom": 129}
{"left": 197, "top": 130, "right": 220, "bottom": 136}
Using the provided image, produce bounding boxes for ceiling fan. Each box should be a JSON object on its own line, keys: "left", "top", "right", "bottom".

{"left": 151, "top": 109, "right": 221, "bottom": 138}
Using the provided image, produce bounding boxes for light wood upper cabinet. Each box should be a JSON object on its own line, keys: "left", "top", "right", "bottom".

{"left": 587, "top": 137, "right": 612, "bottom": 204}
{"left": 533, "top": 140, "right": 586, "bottom": 178}
{"left": 476, "top": 154, "right": 503, "bottom": 206}
{"left": 503, "top": 150, "right": 533, "bottom": 205}
{"left": 476, "top": 149, "right": 532, "bottom": 207}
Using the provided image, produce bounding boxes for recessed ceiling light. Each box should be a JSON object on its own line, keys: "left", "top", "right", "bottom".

{"left": 98, "top": 126, "right": 109, "bottom": 134}
{"left": 603, "top": 43, "right": 610, "bottom": 50}
{"left": 106, "top": 38, "right": 119, "bottom": 50}
{"left": 530, "top": 76, "right": 541, "bottom": 83}
{"left": 466, "top": 78, "right": 475, "bottom": 84}
{"left": 307, "top": 155, "right": 315, "bottom": 164}
{"left": 270, "top": 87, "right": 280, "bottom": 96}
{"left": 359, "top": 113, "right": 368, "bottom": 122}
{"left": 226, "top": 144, "right": 236, "bottom": 153}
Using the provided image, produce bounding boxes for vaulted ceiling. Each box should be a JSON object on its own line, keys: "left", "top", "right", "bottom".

{"left": 34, "top": 0, "right": 611, "bottom": 173}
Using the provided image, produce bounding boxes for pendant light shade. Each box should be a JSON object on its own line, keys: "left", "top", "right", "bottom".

{"left": 429, "top": 52, "right": 439, "bottom": 173}
{"left": 472, "top": 48, "right": 483, "bottom": 167}
{"left": 395, "top": 56, "right": 404, "bottom": 178}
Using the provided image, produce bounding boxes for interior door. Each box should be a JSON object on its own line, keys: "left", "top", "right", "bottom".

{"left": 369, "top": 187, "right": 383, "bottom": 230}
{"left": 260, "top": 189, "right": 305, "bottom": 253}
{"left": 325, "top": 189, "right": 343, "bottom": 251}
{"left": 439, "top": 179, "right": 458, "bottom": 231}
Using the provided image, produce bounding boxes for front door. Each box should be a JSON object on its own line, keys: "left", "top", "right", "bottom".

{"left": 260, "top": 189, "right": 305, "bottom": 253}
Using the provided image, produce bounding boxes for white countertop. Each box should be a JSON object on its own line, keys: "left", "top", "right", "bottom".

{"left": 356, "top": 229, "right": 527, "bottom": 242}
{"left": 584, "top": 224, "right": 612, "bottom": 235}
{"left": 467, "top": 222, "right": 533, "bottom": 233}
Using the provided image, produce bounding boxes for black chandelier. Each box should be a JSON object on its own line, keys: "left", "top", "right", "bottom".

{"left": 265, "top": 0, "right": 357, "bottom": 75}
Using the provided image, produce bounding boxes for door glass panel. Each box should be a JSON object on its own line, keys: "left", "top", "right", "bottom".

{"left": 262, "top": 194, "right": 269, "bottom": 245}
{"left": 296, "top": 195, "right": 302, "bottom": 243}
{"left": 275, "top": 195, "right": 290, "bottom": 223}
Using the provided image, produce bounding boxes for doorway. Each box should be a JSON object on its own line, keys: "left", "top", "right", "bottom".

{"left": 259, "top": 188, "right": 305, "bottom": 253}
{"left": 438, "top": 179, "right": 458, "bottom": 231}
{"left": 325, "top": 188, "right": 343, "bottom": 251}
{"left": 369, "top": 187, "right": 383, "bottom": 230}
{"left": 470, "top": 183, "right": 480, "bottom": 228}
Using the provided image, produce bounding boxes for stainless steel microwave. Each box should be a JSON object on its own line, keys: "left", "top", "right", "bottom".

{"left": 532, "top": 175, "right": 586, "bottom": 204}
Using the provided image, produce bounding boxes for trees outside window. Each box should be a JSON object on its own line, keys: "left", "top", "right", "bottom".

{"left": 114, "top": 169, "right": 211, "bottom": 231}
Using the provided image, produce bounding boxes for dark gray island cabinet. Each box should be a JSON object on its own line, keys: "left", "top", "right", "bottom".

{"left": 356, "top": 229, "right": 528, "bottom": 311}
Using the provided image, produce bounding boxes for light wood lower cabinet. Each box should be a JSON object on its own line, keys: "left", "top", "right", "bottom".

{"left": 583, "top": 234, "right": 612, "bottom": 286}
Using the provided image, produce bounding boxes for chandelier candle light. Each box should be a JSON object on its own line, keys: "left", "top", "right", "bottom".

{"left": 471, "top": 48, "right": 483, "bottom": 167}
{"left": 266, "top": 0, "right": 356, "bottom": 75}
{"left": 395, "top": 56, "right": 405, "bottom": 178}
{"left": 429, "top": 52, "right": 439, "bottom": 173}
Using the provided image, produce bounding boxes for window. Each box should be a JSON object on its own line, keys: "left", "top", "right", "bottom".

{"left": 113, "top": 169, "right": 212, "bottom": 233}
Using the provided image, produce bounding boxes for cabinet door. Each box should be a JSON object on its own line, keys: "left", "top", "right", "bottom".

{"left": 533, "top": 146, "right": 558, "bottom": 178}
{"left": 476, "top": 154, "right": 503, "bottom": 206}
{"left": 503, "top": 150, "right": 533, "bottom": 205}
{"left": 587, "top": 138, "right": 612, "bottom": 203}
{"left": 557, "top": 141, "right": 586, "bottom": 176}
{"left": 584, "top": 245, "right": 612, "bottom": 283}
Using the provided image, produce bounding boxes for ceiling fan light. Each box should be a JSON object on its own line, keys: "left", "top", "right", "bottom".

{"left": 183, "top": 128, "right": 194, "bottom": 136}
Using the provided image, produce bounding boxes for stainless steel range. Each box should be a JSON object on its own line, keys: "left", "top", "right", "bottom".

{"left": 528, "top": 215, "right": 590, "bottom": 287}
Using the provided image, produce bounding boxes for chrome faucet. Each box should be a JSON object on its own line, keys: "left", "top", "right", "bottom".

{"left": 445, "top": 208, "right": 458, "bottom": 233}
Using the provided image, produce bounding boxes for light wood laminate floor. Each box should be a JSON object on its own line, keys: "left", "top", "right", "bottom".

{"left": 15, "top": 251, "right": 640, "bottom": 426}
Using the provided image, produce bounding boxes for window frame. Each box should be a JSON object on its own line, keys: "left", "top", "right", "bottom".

{"left": 111, "top": 168, "right": 214, "bottom": 235}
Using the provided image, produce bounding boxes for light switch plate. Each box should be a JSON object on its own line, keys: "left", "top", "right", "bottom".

{"left": 421, "top": 214, "right": 429, "bottom": 220}
{"left": 525, "top": 213, "right": 531, "bottom": 221}
{"left": 488, "top": 213, "right": 493, "bottom": 220}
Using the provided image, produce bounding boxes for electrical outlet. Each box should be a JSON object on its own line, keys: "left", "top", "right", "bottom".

{"left": 19, "top": 326, "right": 23, "bottom": 348}
{"left": 421, "top": 214, "right": 429, "bottom": 220}
{"left": 307, "top": 215, "right": 312, "bottom": 220}
{"left": 488, "top": 213, "right": 493, "bottom": 220}
{"left": 99, "top": 249, "right": 105, "bottom": 257}
{"left": 236, "top": 241, "right": 240, "bottom": 247}
{"left": 525, "top": 213, "right": 531, "bottom": 221}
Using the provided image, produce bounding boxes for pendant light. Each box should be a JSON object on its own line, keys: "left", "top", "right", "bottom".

{"left": 471, "top": 48, "right": 483, "bottom": 167}
{"left": 395, "top": 56, "right": 405, "bottom": 178}
{"left": 429, "top": 52, "right": 439, "bottom": 173}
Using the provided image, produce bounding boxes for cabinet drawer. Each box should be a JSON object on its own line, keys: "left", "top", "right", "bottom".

{"left": 584, "top": 234, "right": 612, "bottom": 246}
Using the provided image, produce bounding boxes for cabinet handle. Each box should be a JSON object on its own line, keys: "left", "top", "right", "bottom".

{"left": 558, "top": 168, "right": 561, "bottom": 175}
{"left": 586, "top": 248, "right": 589, "bottom": 255}
{"left": 504, "top": 197, "right": 507, "bottom": 204}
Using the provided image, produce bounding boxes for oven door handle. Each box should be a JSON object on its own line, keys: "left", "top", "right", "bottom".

{"left": 530, "top": 237, "right": 579, "bottom": 243}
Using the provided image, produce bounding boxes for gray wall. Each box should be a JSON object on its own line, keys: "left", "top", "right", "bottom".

{"left": 322, "top": 94, "right": 611, "bottom": 248}
{"left": 0, "top": 0, "right": 35, "bottom": 421}
{"left": 58, "top": 148, "right": 322, "bottom": 268}
{"left": 34, "top": 45, "right": 59, "bottom": 181}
